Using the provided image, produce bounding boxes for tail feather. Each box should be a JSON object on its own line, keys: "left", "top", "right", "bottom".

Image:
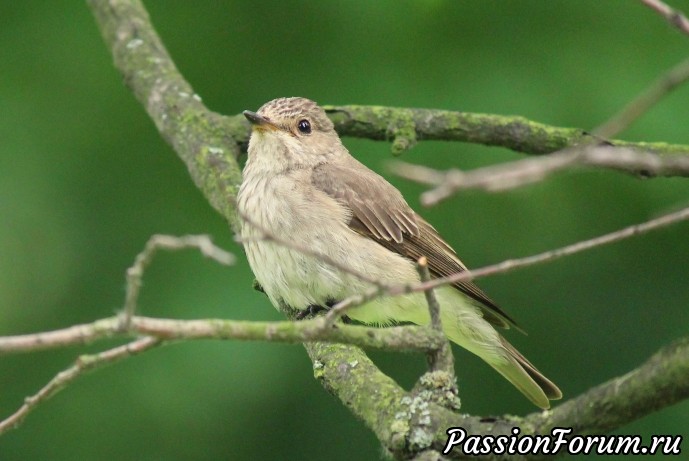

{"left": 487, "top": 336, "right": 561, "bottom": 409}
{"left": 348, "top": 288, "right": 561, "bottom": 408}
{"left": 443, "top": 326, "right": 561, "bottom": 409}
{"left": 436, "top": 293, "right": 561, "bottom": 408}
{"left": 500, "top": 337, "right": 563, "bottom": 401}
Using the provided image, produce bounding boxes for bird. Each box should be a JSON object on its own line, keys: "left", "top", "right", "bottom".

{"left": 236, "top": 97, "right": 562, "bottom": 409}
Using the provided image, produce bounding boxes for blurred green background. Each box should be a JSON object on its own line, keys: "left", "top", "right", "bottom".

{"left": 1, "top": 1, "right": 688, "bottom": 459}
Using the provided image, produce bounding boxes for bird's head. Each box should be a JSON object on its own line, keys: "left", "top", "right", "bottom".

{"left": 243, "top": 97, "right": 343, "bottom": 171}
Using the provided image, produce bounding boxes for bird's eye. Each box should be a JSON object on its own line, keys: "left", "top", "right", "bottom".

{"left": 297, "top": 119, "right": 311, "bottom": 134}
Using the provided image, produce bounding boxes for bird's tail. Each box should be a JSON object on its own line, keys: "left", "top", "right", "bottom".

{"left": 349, "top": 288, "right": 562, "bottom": 408}
{"left": 436, "top": 291, "right": 562, "bottom": 409}
{"left": 445, "top": 329, "right": 561, "bottom": 409}
{"left": 488, "top": 336, "right": 562, "bottom": 409}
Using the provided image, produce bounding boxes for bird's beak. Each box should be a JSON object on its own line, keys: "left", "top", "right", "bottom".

{"left": 243, "top": 110, "right": 278, "bottom": 131}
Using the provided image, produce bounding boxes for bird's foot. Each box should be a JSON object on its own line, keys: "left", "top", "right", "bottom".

{"left": 295, "top": 302, "right": 351, "bottom": 323}
{"left": 296, "top": 304, "right": 327, "bottom": 320}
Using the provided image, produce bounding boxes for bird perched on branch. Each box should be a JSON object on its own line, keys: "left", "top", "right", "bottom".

{"left": 237, "top": 97, "right": 561, "bottom": 409}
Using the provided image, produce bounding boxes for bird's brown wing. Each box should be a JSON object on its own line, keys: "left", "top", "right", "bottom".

{"left": 310, "top": 159, "right": 519, "bottom": 330}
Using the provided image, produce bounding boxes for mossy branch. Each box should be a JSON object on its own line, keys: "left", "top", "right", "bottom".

{"left": 88, "top": 0, "right": 689, "bottom": 231}
{"left": 325, "top": 105, "right": 689, "bottom": 157}
{"left": 2, "top": 313, "right": 687, "bottom": 458}
{"left": 89, "top": 0, "right": 246, "bottom": 230}
{"left": 305, "top": 337, "right": 689, "bottom": 460}
{"left": 0, "top": 316, "right": 445, "bottom": 356}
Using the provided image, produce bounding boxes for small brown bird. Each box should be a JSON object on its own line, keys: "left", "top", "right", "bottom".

{"left": 237, "top": 97, "right": 562, "bottom": 409}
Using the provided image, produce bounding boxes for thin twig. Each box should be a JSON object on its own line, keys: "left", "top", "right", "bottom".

{"left": 0, "top": 317, "right": 119, "bottom": 354}
{"left": 0, "top": 315, "right": 445, "bottom": 432}
{"left": 393, "top": 145, "right": 689, "bottom": 205}
{"left": 417, "top": 257, "right": 442, "bottom": 332}
{"left": 122, "top": 234, "right": 234, "bottom": 327}
{"left": 236, "top": 208, "right": 391, "bottom": 290}
{"left": 416, "top": 257, "right": 454, "bottom": 375}
{"left": 594, "top": 57, "right": 689, "bottom": 138}
{"left": 324, "top": 205, "right": 689, "bottom": 320}
{"left": 15, "top": 205, "right": 686, "bottom": 432}
{"left": 0, "top": 337, "right": 161, "bottom": 436}
{"left": 641, "top": 0, "right": 689, "bottom": 36}
{"left": 415, "top": 205, "right": 689, "bottom": 293}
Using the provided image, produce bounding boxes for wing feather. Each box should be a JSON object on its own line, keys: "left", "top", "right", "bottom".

{"left": 311, "top": 158, "right": 519, "bottom": 330}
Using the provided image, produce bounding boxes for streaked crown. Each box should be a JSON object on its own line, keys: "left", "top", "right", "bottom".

{"left": 257, "top": 97, "right": 334, "bottom": 132}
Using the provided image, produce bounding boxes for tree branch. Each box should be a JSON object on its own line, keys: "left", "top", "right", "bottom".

{"left": 306, "top": 336, "right": 689, "bottom": 460}
{"left": 641, "top": 0, "right": 689, "bottom": 36}
{"left": 0, "top": 314, "right": 445, "bottom": 434}
{"left": 393, "top": 145, "right": 689, "bottom": 205}
{"left": 325, "top": 104, "right": 689, "bottom": 156}
{"left": 593, "top": 57, "right": 689, "bottom": 139}
{"left": 5, "top": 200, "right": 686, "bottom": 447}
{"left": 0, "top": 316, "right": 446, "bottom": 356}
{"left": 590, "top": 1, "right": 689, "bottom": 139}
{"left": 528, "top": 337, "right": 689, "bottom": 437}
{"left": 416, "top": 257, "right": 455, "bottom": 376}
{"left": 320, "top": 205, "right": 689, "bottom": 325}
{"left": 88, "top": 1, "right": 689, "bottom": 180}
{"left": 0, "top": 337, "right": 161, "bottom": 436}
{"left": 88, "top": 0, "right": 246, "bottom": 229}
{"left": 3, "top": 316, "right": 687, "bottom": 456}
{"left": 123, "top": 234, "right": 235, "bottom": 326}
